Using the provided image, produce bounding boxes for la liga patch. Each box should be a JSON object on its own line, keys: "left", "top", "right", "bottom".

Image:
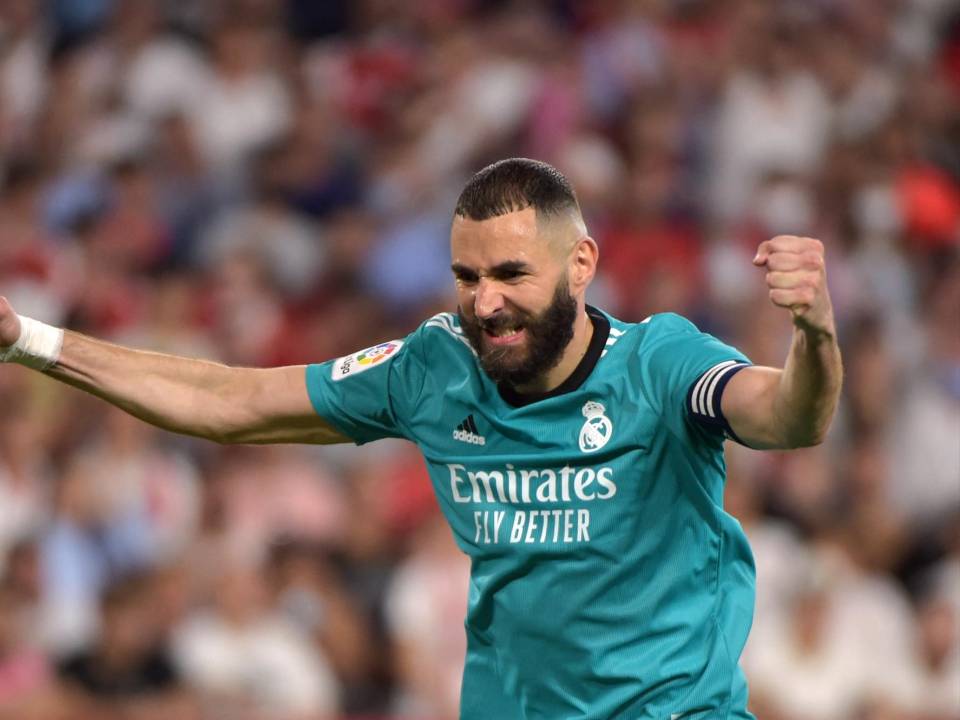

{"left": 332, "top": 340, "right": 404, "bottom": 381}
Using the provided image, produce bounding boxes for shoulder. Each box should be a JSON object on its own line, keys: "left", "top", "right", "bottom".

{"left": 596, "top": 310, "right": 699, "bottom": 355}
{"left": 322, "top": 313, "right": 471, "bottom": 383}
{"left": 600, "top": 310, "right": 746, "bottom": 384}
{"left": 636, "top": 312, "right": 701, "bottom": 339}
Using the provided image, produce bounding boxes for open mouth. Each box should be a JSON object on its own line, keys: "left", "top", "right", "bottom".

{"left": 483, "top": 324, "right": 526, "bottom": 346}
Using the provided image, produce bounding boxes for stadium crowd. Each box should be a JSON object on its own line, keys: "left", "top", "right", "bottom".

{"left": 0, "top": 0, "right": 957, "bottom": 718}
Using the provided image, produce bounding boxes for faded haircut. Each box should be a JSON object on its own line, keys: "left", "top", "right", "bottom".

{"left": 454, "top": 158, "right": 581, "bottom": 222}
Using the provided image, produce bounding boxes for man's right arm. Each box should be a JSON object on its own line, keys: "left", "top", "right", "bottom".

{"left": 0, "top": 296, "right": 351, "bottom": 445}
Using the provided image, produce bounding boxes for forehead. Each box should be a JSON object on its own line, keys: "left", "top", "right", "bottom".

{"left": 450, "top": 207, "right": 552, "bottom": 269}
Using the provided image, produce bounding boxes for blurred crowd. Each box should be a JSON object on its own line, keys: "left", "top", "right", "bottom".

{"left": 0, "top": 0, "right": 957, "bottom": 718}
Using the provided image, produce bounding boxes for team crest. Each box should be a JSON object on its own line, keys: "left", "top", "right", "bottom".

{"left": 578, "top": 401, "right": 613, "bottom": 453}
{"left": 332, "top": 340, "right": 403, "bottom": 381}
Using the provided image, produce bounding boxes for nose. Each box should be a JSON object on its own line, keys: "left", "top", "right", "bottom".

{"left": 473, "top": 278, "right": 505, "bottom": 320}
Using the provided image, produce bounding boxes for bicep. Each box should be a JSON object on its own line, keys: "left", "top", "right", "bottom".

{"left": 720, "top": 365, "right": 785, "bottom": 450}
{"left": 228, "top": 365, "right": 353, "bottom": 445}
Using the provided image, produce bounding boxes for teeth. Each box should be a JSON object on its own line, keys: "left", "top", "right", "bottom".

{"left": 494, "top": 327, "right": 522, "bottom": 337}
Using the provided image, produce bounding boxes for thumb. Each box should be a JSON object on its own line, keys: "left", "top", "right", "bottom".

{"left": 752, "top": 249, "right": 767, "bottom": 266}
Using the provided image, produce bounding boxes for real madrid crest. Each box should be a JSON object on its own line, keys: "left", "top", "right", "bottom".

{"left": 579, "top": 401, "right": 613, "bottom": 453}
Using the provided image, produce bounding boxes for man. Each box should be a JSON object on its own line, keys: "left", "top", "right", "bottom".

{"left": 1, "top": 158, "right": 842, "bottom": 718}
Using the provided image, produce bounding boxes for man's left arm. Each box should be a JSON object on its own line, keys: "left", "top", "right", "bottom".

{"left": 721, "top": 235, "right": 843, "bottom": 450}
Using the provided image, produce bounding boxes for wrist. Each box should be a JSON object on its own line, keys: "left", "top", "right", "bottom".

{"left": 0, "top": 316, "right": 65, "bottom": 371}
{"left": 792, "top": 312, "right": 836, "bottom": 345}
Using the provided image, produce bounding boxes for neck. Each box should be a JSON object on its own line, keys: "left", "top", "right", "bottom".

{"left": 515, "top": 306, "right": 594, "bottom": 395}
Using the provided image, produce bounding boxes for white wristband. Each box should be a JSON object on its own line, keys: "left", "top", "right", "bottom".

{"left": 0, "top": 316, "right": 64, "bottom": 371}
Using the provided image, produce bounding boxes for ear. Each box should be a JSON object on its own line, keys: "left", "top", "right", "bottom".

{"left": 568, "top": 236, "right": 598, "bottom": 293}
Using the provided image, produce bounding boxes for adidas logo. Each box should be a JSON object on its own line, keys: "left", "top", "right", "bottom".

{"left": 453, "top": 415, "right": 486, "bottom": 445}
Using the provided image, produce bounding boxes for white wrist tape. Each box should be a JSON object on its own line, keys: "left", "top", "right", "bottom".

{"left": 0, "top": 316, "right": 64, "bottom": 371}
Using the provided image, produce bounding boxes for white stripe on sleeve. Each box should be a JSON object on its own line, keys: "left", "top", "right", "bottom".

{"left": 691, "top": 361, "right": 736, "bottom": 415}
{"left": 704, "top": 363, "right": 743, "bottom": 417}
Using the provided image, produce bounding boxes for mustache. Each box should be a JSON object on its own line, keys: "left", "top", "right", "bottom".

{"left": 480, "top": 317, "right": 520, "bottom": 332}
{"left": 468, "top": 311, "right": 531, "bottom": 333}
{"left": 455, "top": 277, "right": 576, "bottom": 387}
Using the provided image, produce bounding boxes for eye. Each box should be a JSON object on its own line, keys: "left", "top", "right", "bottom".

{"left": 496, "top": 269, "right": 527, "bottom": 283}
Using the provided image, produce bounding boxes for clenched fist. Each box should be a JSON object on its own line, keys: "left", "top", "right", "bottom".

{"left": 0, "top": 296, "right": 22, "bottom": 349}
{"left": 753, "top": 236, "right": 835, "bottom": 337}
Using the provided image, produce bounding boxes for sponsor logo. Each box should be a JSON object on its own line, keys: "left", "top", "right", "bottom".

{"left": 332, "top": 340, "right": 403, "bottom": 381}
{"left": 578, "top": 401, "right": 612, "bottom": 453}
{"left": 453, "top": 415, "right": 486, "bottom": 445}
{"left": 447, "top": 463, "right": 616, "bottom": 504}
{"left": 447, "top": 462, "right": 619, "bottom": 547}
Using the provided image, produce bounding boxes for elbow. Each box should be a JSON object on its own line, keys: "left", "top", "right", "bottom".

{"left": 210, "top": 427, "right": 249, "bottom": 445}
{"left": 209, "top": 417, "right": 269, "bottom": 445}
{"left": 190, "top": 419, "right": 244, "bottom": 445}
{"left": 771, "top": 399, "right": 838, "bottom": 449}
{"left": 783, "top": 421, "right": 832, "bottom": 449}
{"left": 194, "top": 404, "right": 259, "bottom": 445}
{"left": 808, "top": 426, "right": 830, "bottom": 447}
{"left": 789, "top": 433, "right": 826, "bottom": 449}
{"left": 188, "top": 427, "right": 232, "bottom": 445}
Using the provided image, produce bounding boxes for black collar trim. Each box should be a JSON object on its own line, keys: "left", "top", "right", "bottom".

{"left": 498, "top": 306, "right": 610, "bottom": 408}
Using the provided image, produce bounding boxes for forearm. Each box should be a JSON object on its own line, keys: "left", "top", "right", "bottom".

{"left": 47, "top": 331, "right": 264, "bottom": 442}
{"left": 771, "top": 325, "right": 843, "bottom": 447}
{"left": 728, "top": 234, "right": 844, "bottom": 449}
{"left": 1, "top": 298, "right": 347, "bottom": 445}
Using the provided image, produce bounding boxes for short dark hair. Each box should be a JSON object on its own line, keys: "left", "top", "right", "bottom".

{"left": 454, "top": 158, "right": 580, "bottom": 221}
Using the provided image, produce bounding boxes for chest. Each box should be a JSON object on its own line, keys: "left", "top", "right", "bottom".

{"left": 416, "top": 369, "right": 658, "bottom": 458}
{"left": 412, "top": 377, "right": 670, "bottom": 556}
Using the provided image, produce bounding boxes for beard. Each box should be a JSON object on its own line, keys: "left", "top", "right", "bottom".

{"left": 459, "top": 277, "right": 578, "bottom": 388}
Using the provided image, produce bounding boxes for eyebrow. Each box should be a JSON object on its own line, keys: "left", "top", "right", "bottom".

{"left": 451, "top": 260, "right": 532, "bottom": 278}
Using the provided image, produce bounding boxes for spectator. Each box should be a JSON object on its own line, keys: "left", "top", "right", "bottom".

{"left": 173, "top": 559, "right": 339, "bottom": 719}
{"left": 0, "top": 393, "right": 52, "bottom": 568}
{"left": 57, "top": 574, "right": 198, "bottom": 720}
{"left": 269, "top": 540, "right": 375, "bottom": 714}
{"left": 0, "top": 1, "right": 957, "bottom": 717}
{"left": 385, "top": 512, "right": 469, "bottom": 720}
{"left": 0, "top": 584, "right": 63, "bottom": 719}
{"left": 897, "top": 591, "right": 960, "bottom": 718}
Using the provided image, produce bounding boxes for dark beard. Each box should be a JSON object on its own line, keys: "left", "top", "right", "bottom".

{"left": 458, "top": 278, "right": 577, "bottom": 388}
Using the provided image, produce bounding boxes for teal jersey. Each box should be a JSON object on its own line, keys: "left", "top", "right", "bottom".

{"left": 306, "top": 307, "right": 756, "bottom": 720}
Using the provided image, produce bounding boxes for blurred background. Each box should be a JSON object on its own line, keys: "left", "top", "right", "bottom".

{"left": 0, "top": 0, "right": 957, "bottom": 718}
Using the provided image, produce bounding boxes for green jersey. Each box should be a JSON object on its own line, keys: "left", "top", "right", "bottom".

{"left": 306, "top": 307, "right": 756, "bottom": 719}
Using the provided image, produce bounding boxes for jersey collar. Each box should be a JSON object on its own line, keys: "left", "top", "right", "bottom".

{"left": 498, "top": 305, "right": 610, "bottom": 408}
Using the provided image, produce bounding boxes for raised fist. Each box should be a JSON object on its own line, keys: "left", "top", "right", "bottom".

{"left": 753, "top": 236, "right": 835, "bottom": 336}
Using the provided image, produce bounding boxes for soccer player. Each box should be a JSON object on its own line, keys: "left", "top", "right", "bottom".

{"left": 1, "top": 158, "right": 842, "bottom": 719}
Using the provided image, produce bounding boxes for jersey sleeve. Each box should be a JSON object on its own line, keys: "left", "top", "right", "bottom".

{"left": 304, "top": 331, "right": 427, "bottom": 445}
{"left": 636, "top": 313, "right": 751, "bottom": 445}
